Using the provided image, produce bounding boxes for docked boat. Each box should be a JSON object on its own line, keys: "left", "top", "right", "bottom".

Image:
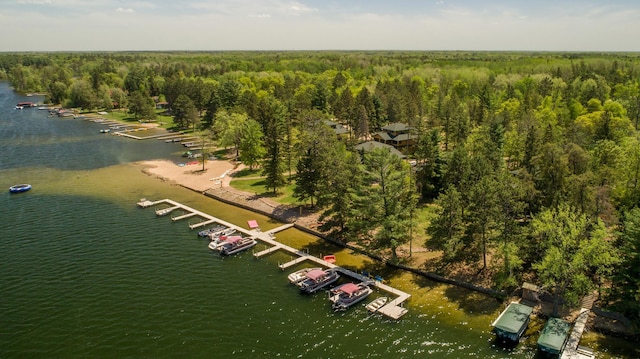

{"left": 365, "top": 297, "right": 388, "bottom": 313}
{"left": 100, "top": 128, "right": 110, "bottom": 133}
{"left": 329, "top": 282, "right": 373, "bottom": 311}
{"left": 297, "top": 268, "right": 340, "bottom": 294}
{"left": 208, "top": 227, "right": 236, "bottom": 241}
{"left": 197, "top": 224, "right": 227, "bottom": 238}
{"left": 537, "top": 317, "right": 572, "bottom": 356}
{"left": 208, "top": 230, "right": 238, "bottom": 251}
{"left": 287, "top": 267, "right": 322, "bottom": 284}
{"left": 9, "top": 184, "right": 32, "bottom": 193}
{"left": 491, "top": 302, "right": 534, "bottom": 343}
{"left": 218, "top": 236, "right": 257, "bottom": 255}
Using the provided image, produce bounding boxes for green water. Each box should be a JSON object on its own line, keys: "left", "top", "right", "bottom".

{"left": 0, "top": 82, "right": 636, "bottom": 358}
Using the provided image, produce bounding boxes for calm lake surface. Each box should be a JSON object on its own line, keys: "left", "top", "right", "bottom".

{"left": 0, "top": 82, "right": 635, "bottom": 358}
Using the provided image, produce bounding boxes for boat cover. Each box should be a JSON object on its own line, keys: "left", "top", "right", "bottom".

{"left": 493, "top": 302, "right": 533, "bottom": 334}
{"left": 537, "top": 317, "right": 571, "bottom": 354}
{"left": 224, "top": 236, "right": 243, "bottom": 244}
{"left": 305, "top": 269, "right": 327, "bottom": 280}
{"left": 340, "top": 283, "right": 360, "bottom": 295}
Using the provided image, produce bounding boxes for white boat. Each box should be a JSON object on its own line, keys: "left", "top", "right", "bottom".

{"left": 208, "top": 231, "right": 238, "bottom": 251}
{"left": 218, "top": 236, "right": 257, "bottom": 255}
{"left": 329, "top": 282, "right": 373, "bottom": 311}
{"left": 208, "top": 227, "right": 235, "bottom": 241}
{"left": 365, "top": 297, "right": 388, "bottom": 313}
{"left": 297, "top": 269, "right": 340, "bottom": 294}
{"left": 9, "top": 184, "right": 32, "bottom": 193}
{"left": 287, "top": 267, "right": 322, "bottom": 284}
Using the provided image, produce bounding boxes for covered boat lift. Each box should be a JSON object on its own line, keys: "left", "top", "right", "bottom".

{"left": 538, "top": 317, "right": 572, "bottom": 355}
{"left": 492, "top": 302, "right": 534, "bottom": 343}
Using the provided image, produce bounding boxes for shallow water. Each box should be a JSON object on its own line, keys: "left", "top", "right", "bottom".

{"left": 0, "top": 82, "right": 636, "bottom": 358}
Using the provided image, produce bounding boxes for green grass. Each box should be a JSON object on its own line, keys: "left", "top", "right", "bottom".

{"left": 230, "top": 177, "right": 301, "bottom": 206}
{"left": 232, "top": 168, "right": 262, "bottom": 178}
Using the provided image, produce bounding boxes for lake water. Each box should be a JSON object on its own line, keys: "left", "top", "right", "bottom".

{"left": 0, "top": 82, "right": 635, "bottom": 358}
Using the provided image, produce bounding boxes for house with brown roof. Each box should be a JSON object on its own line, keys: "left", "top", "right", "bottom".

{"left": 372, "top": 122, "right": 416, "bottom": 150}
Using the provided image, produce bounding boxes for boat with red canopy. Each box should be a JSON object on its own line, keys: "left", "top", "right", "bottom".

{"left": 329, "top": 282, "right": 373, "bottom": 311}
{"left": 296, "top": 268, "right": 340, "bottom": 294}
{"left": 218, "top": 235, "right": 257, "bottom": 255}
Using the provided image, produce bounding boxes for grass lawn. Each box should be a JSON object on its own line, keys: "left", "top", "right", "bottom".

{"left": 230, "top": 177, "right": 302, "bottom": 206}
{"left": 232, "top": 167, "right": 262, "bottom": 178}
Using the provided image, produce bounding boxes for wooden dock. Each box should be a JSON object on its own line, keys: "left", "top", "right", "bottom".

{"left": 138, "top": 198, "right": 411, "bottom": 319}
{"left": 561, "top": 308, "right": 595, "bottom": 359}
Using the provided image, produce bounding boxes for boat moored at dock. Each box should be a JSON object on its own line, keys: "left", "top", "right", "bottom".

{"left": 365, "top": 297, "right": 388, "bottom": 313}
{"left": 297, "top": 268, "right": 340, "bottom": 294}
{"left": 198, "top": 224, "right": 227, "bottom": 238}
{"left": 288, "top": 267, "right": 322, "bottom": 284}
{"left": 329, "top": 282, "right": 373, "bottom": 311}
{"left": 218, "top": 236, "right": 257, "bottom": 255}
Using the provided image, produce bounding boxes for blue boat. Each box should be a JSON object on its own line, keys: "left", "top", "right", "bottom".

{"left": 9, "top": 184, "right": 32, "bottom": 193}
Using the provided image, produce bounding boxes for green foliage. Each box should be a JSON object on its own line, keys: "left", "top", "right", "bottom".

{"left": 239, "top": 119, "right": 265, "bottom": 170}
{"left": 5, "top": 51, "right": 640, "bottom": 301}
{"left": 349, "top": 148, "right": 417, "bottom": 261}
{"left": 259, "top": 96, "right": 288, "bottom": 194}
{"left": 293, "top": 113, "right": 336, "bottom": 206}
{"left": 612, "top": 208, "right": 640, "bottom": 319}
{"left": 531, "top": 204, "right": 619, "bottom": 315}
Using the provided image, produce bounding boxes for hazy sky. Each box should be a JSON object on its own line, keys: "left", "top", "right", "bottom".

{"left": 2, "top": 0, "right": 639, "bottom": 51}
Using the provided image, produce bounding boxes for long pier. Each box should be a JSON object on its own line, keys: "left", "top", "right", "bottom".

{"left": 138, "top": 198, "right": 410, "bottom": 319}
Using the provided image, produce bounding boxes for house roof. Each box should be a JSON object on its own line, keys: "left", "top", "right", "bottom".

{"left": 391, "top": 133, "right": 418, "bottom": 142}
{"left": 381, "top": 122, "right": 413, "bottom": 132}
{"left": 373, "top": 132, "right": 393, "bottom": 141}
{"left": 324, "top": 119, "right": 340, "bottom": 127}
{"left": 354, "top": 141, "right": 406, "bottom": 158}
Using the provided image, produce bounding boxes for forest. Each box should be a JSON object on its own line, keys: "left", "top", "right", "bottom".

{"left": 2, "top": 51, "right": 640, "bottom": 324}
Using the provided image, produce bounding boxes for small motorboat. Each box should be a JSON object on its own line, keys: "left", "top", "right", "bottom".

{"left": 9, "top": 184, "right": 32, "bottom": 193}
{"left": 208, "top": 227, "right": 235, "bottom": 241}
{"left": 365, "top": 297, "right": 388, "bottom": 313}
{"left": 287, "top": 267, "right": 322, "bottom": 284}
{"left": 197, "top": 224, "right": 227, "bottom": 238}
{"left": 100, "top": 128, "right": 110, "bottom": 133}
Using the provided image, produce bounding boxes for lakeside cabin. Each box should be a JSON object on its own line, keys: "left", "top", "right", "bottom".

{"left": 537, "top": 317, "right": 572, "bottom": 356}
{"left": 491, "top": 302, "right": 534, "bottom": 343}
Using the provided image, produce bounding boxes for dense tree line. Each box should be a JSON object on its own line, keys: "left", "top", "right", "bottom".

{"left": 3, "top": 51, "right": 640, "bottom": 320}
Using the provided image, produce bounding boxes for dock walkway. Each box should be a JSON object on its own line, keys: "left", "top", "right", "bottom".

{"left": 561, "top": 308, "right": 595, "bottom": 359}
{"left": 138, "top": 198, "right": 410, "bottom": 319}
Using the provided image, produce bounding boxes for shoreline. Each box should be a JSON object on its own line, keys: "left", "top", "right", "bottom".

{"left": 137, "top": 158, "right": 638, "bottom": 340}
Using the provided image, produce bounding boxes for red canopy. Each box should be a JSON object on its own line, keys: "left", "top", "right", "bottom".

{"left": 224, "top": 235, "right": 243, "bottom": 244}
{"left": 247, "top": 220, "right": 259, "bottom": 229}
{"left": 340, "top": 283, "right": 360, "bottom": 295}
{"left": 305, "top": 269, "right": 326, "bottom": 280}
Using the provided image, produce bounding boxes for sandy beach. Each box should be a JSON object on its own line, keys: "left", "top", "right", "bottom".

{"left": 140, "top": 159, "right": 236, "bottom": 192}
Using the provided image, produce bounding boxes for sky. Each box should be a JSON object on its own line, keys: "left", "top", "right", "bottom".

{"left": 1, "top": 0, "right": 639, "bottom": 52}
